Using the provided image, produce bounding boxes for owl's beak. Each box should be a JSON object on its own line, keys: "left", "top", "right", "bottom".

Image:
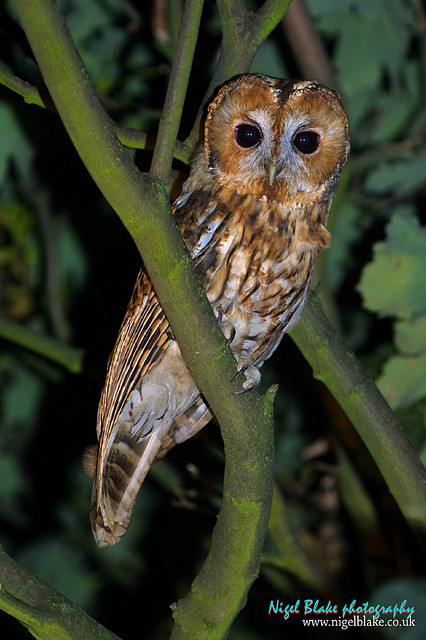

{"left": 268, "top": 158, "right": 279, "bottom": 185}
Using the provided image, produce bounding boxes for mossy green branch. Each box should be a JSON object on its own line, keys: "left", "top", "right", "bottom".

{"left": 290, "top": 294, "right": 426, "bottom": 538}
{"left": 0, "top": 60, "right": 46, "bottom": 107}
{"left": 255, "top": 0, "right": 294, "bottom": 44}
{"left": 171, "top": 384, "right": 277, "bottom": 640}
{"left": 0, "top": 545, "right": 122, "bottom": 640}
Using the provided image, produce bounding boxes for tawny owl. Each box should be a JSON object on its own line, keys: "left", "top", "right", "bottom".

{"left": 88, "top": 73, "right": 349, "bottom": 547}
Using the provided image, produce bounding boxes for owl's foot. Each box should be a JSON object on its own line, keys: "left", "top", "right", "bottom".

{"left": 214, "top": 304, "right": 236, "bottom": 346}
{"left": 232, "top": 361, "right": 261, "bottom": 395}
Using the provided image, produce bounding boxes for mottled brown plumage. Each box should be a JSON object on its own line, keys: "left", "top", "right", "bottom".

{"left": 90, "top": 74, "right": 349, "bottom": 547}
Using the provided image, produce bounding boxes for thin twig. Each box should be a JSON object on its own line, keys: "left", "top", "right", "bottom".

{"left": 150, "top": 0, "right": 204, "bottom": 182}
{"left": 0, "top": 315, "right": 84, "bottom": 373}
{"left": 0, "top": 59, "right": 48, "bottom": 107}
{"left": 256, "top": 0, "right": 293, "bottom": 44}
{"left": 0, "top": 60, "right": 193, "bottom": 161}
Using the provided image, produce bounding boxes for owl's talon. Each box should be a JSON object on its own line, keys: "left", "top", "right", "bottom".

{"left": 234, "top": 386, "right": 253, "bottom": 396}
{"left": 231, "top": 362, "right": 261, "bottom": 394}
{"left": 231, "top": 363, "right": 248, "bottom": 382}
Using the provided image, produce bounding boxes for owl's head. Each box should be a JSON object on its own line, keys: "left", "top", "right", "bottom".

{"left": 203, "top": 73, "right": 349, "bottom": 204}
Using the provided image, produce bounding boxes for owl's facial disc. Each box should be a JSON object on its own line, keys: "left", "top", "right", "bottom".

{"left": 203, "top": 74, "right": 349, "bottom": 201}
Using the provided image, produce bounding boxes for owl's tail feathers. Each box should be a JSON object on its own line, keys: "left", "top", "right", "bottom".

{"left": 90, "top": 397, "right": 213, "bottom": 548}
{"left": 90, "top": 421, "right": 168, "bottom": 548}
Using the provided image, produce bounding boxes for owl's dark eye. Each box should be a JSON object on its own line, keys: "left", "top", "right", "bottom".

{"left": 235, "top": 123, "right": 262, "bottom": 148}
{"left": 293, "top": 131, "right": 321, "bottom": 154}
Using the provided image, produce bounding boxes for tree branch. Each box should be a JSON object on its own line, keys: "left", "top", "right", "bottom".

{"left": 0, "top": 59, "right": 46, "bottom": 107}
{"left": 0, "top": 60, "right": 190, "bottom": 162}
{"left": 255, "top": 0, "right": 294, "bottom": 44}
{"left": 0, "top": 545, "right": 122, "bottom": 640}
{"left": 0, "top": 315, "right": 84, "bottom": 374}
{"left": 150, "top": 0, "right": 204, "bottom": 181}
{"left": 290, "top": 294, "right": 426, "bottom": 539}
{"left": 171, "top": 385, "right": 277, "bottom": 639}
{"left": 281, "top": 0, "right": 337, "bottom": 89}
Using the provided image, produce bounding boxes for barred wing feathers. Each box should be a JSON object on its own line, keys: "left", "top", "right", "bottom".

{"left": 91, "top": 260, "right": 213, "bottom": 547}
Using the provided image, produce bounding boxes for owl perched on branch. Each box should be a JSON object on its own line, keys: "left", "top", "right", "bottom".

{"left": 87, "top": 73, "right": 349, "bottom": 547}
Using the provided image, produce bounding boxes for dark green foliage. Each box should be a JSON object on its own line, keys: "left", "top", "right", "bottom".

{"left": 0, "top": 0, "right": 424, "bottom": 638}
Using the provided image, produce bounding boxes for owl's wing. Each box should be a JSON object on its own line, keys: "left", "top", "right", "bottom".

{"left": 96, "top": 186, "right": 223, "bottom": 441}
{"left": 97, "top": 268, "right": 172, "bottom": 449}
{"left": 96, "top": 267, "right": 171, "bottom": 442}
{"left": 91, "top": 268, "right": 171, "bottom": 542}
{"left": 91, "top": 265, "right": 213, "bottom": 547}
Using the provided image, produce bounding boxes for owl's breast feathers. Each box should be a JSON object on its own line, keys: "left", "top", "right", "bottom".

{"left": 175, "top": 183, "right": 330, "bottom": 365}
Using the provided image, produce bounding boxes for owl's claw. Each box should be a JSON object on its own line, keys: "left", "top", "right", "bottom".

{"left": 234, "top": 385, "right": 253, "bottom": 396}
{"left": 231, "top": 364, "right": 246, "bottom": 382}
{"left": 232, "top": 362, "right": 261, "bottom": 394}
{"left": 214, "top": 304, "right": 236, "bottom": 346}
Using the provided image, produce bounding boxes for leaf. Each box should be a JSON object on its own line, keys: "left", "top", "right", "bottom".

{"left": 0, "top": 102, "right": 34, "bottom": 182}
{"left": 335, "top": 442, "right": 379, "bottom": 530}
{"left": 377, "top": 354, "right": 426, "bottom": 410}
{"left": 363, "top": 151, "right": 426, "bottom": 197}
{"left": 1, "top": 364, "right": 45, "bottom": 437}
{"left": 58, "top": 221, "right": 88, "bottom": 293}
{"left": 395, "top": 403, "right": 426, "bottom": 453}
{"left": 66, "top": 0, "right": 116, "bottom": 44}
{"left": 357, "top": 212, "right": 426, "bottom": 320}
{"left": 0, "top": 453, "right": 26, "bottom": 521}
{"left": 337, "top": 5, "right": 407, "bottom": 91}
{"left": 251, "top": 39, "right": 289, "bottom": 79}
{"left": 336, "top": 14, "right": 382, "bottom": 95}
{"left": 372, "top": 6, "right": 411, "bottom": 81}
{"left": 359, "top": 213, "right": 426, "bottom": 409}
{"left": 395, "top": 318, "right": 426, "bottom": 356}
{"left": 305, "top": 0, "right": 352, "bottom": 19}
{"left": 325, "top": 202, "right": 368, "bottom": 292}
{"left": 370, "top": 77, "right": 422, "bottom": 145}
